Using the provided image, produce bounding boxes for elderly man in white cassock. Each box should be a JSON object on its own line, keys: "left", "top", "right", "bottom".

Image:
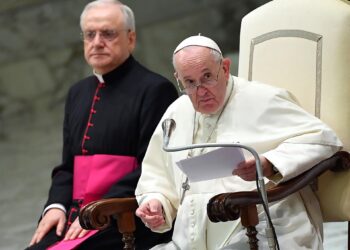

{"left": 135, "top": 35, "right": 342, "bottom": 250}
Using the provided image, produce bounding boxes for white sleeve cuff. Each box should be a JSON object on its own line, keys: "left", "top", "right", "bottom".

{"left": 42, "top": 203, "right": 67, "bottom": 218}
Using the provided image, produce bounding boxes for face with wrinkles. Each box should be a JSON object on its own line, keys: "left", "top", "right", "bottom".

{"left": 81, "top": 3, "right": 136, "bottom": 74}
{"left": 174, "top": 46, "right": 231, "bottom": 114}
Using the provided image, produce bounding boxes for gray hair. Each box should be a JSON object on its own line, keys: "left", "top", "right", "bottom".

{"left": 172, "top": 46, "right": 223, "bottom": 71}
{"left": 80, "top": 0, "right": 135, "bottom": 31}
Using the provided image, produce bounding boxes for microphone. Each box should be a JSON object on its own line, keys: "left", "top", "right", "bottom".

{"left": 160, "top": 118, "right": 276, "bottom": 249}
{"left": 162, "top": 118, "right": 176, "bottom": 147}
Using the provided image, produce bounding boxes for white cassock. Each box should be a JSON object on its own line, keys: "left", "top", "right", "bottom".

{"left": 135, "top": 75, "right": 342, "bottom": 250}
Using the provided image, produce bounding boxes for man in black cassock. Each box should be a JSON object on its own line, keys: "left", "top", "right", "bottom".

{"left": 26, "top": 1, "right": 178, "bottom": 249}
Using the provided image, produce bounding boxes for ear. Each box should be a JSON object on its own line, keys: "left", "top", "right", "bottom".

{"left": 222, "top": 58, "right": 231, "bottom": 78}
{"left": 127, "top": 30, "right": 136, "bottom": 52}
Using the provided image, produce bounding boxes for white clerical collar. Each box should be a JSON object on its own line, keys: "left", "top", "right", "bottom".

{"left": 93, "top": 71, "right": 104, "bottom": 83}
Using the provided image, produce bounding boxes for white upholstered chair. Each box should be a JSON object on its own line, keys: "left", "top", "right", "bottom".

{"left": 207, "top": 0, "right": 350, "bottom": 249}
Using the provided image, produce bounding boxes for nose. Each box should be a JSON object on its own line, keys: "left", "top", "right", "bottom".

{"left": 196, "top": 84, "right": 207, "bottom": 96}
{"left": 91, "top": 33, "right": 105, "bottom": 45}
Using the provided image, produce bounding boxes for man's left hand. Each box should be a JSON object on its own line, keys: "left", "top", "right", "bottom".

{"left": 64, "top": 217, "right": 90, "bottom": 241}
{"left": 232, "top": 156, "right": 274, "bottom": 181}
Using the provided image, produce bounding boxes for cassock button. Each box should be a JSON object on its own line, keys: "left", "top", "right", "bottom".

{"left": 84, "top": 135, "right": 91, "bottom": 140}
{"left": 82, "top": 149, "right": 88, "bottom": 154}
{"left": 90, "top": 109, "right": 96, "bottom": 114}
{"left": 94, "top": 96, "right": 101, "bottom": 101}
{"left": 88, "top": 123, "right": 94, "bottom": 127}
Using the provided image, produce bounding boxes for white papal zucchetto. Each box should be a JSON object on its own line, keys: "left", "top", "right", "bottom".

{"left": 173, "top": 34, "right": 222, "bottom": 55}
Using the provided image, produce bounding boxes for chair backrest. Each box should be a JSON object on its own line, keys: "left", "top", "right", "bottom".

{"left": 237, "top": 0, "right": 350, "bottom": 221}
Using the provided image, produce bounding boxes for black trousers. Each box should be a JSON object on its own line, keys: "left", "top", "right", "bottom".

{"left": 25, "top": 218, "right": 172, "bottom": 250}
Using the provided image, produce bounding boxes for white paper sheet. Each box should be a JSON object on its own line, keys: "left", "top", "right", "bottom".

{"left": 176, "top": 147, "right": 245, "bottom": 182}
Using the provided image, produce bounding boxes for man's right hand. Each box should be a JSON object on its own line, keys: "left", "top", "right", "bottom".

{"left": 29, "top": 208, "right": 66, "bottom": 246}
{"left": 135, "top": 199, "right": 165, "bottom": 230}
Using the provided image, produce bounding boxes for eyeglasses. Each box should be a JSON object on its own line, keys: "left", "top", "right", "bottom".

{"left": 176, "top": 60, "right": 222, "bottom": 95}
{"left": 81, "top": 29, "right": 129, "bottom": 42}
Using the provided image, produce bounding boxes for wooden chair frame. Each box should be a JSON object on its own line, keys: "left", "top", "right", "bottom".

{"left": 79, "top": 197, "right": 138, "bottom": 250}
{"left": 207, "top": 151, "right": 350, "bottom": 250}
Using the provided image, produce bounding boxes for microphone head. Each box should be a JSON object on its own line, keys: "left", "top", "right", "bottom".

{"left": 162, "top": 119, "right": 176, "bottom": 147}
{"left": 162, "top": 118, "right": 176, "bottom": 133}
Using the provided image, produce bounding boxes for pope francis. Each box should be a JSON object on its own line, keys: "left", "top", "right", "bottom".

{"left": 135, "top": 35, "right": 342, "bottom": 250}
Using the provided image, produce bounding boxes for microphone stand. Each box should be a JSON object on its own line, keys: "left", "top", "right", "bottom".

{"left": 162, "top": 140, "right": 277, "bottom": 250}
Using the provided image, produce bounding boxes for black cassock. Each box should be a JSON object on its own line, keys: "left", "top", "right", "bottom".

{"left": 28, "top": 56, "right": 178, "bottom": 250}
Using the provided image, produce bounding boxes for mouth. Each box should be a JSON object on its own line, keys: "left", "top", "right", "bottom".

{"left": 91, "top": 53, "right": 107, "bottom": 57}
{"left": 198, "top": 97, "right": 213, "bottom": 104}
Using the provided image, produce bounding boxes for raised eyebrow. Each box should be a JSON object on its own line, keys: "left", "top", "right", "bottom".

{"left": 181, "top": 74, "right": 194, "bottom": 81}
{"left": 201, "top": 67, "right": 213, "bottom": 74}
{"left": 202, "top": 67, "right": 211, "bottom": 71}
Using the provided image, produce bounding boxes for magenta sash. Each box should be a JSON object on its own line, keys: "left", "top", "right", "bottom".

{"left": 48, "top": 154, "right": 138, "bottom": 250}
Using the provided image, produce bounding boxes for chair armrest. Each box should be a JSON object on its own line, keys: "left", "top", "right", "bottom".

{"left": 207, "top": 151, "right": 350, "bottom": 223}
{"left": 79, "top": 197, "right": 138, "bottom": 233}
